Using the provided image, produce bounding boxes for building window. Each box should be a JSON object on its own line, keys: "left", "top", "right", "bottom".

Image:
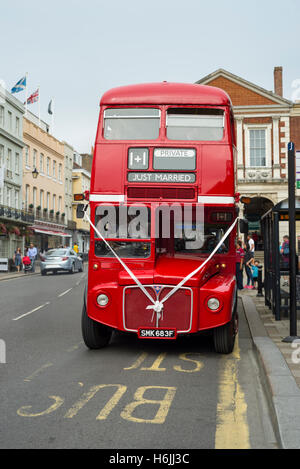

{"left": 33, "top": 149, "right": 37, "bottom": 169}
{"left": 40, "top": 153, "right": 44, "bottom": 173}
{"left": 58, "top": 163, "right": 62, "bottom": 181}
{"left": 15, "top": 152, "right": 20, "bottom": 174}
{"left": 58, "top": 196, "right": 62, "bottom": 212}
{"left": 0, "top": 144, "right": 4, "bottom": 166}
{"left": 0, "top": 106, "right": 4, "bottom": 127}
{"left": 7, "top": 187, "right": 12, "bottom": 207}
{"left": 40, "top": 189, "right": 44, "bottom": 209}
{"left": 33, "top": 187, "right": 37, "bottom": 207}
{"left": 25, "top": 146, "right": 30, "bottom": 167}
{"left": 7, "top": 111, "right": 12, "bottom": 131}
{"left": 25, "top": 185, "right": 30, "bottom": 208}
{"left": 7, "top": 148, "right": 12, "bottom": 170}
{"left": 249, "top": 129, "right": 266, "bottom": 167}
{"left": 53, "top": 160, "right": 56, "bottom": 178}
{"left": 47, "top": 157, "right": 50, "bottom": 176}
{"left": 52, "top": 194, "right": 56, "bottom": 211}
{"left": 15, "top": 189, "right": 19, "bottom": 209}
{"left": 15, "top": 117, "right": 20, "bottom": 136}
{"left": 47, "top": 192, "right": 50, "bottom": 209}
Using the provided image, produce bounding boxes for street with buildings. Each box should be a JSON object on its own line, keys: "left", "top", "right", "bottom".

{"left": 1, "top": 65, "right": 300, "bottom": 451}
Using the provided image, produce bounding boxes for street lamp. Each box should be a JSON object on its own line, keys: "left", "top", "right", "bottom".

{"left": 24, "top": 168, "right": 39, "bottom": 179}
{"left": 32, "top": 168, "right": 39, "bottom": 179}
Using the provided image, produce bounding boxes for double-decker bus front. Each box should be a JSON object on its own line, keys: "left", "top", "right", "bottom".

{"left": 82, "top": 82, "right": 238, "bottom": 354}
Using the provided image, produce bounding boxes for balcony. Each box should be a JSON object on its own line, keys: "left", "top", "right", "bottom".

{"left": 0, "top": 204, "right": 34, "bottom": 224}
{"left": 33, "top": 208, "right": 67, "bottom": 226}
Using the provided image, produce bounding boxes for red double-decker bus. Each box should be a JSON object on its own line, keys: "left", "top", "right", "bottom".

{"left": 78, "top": 82, "right": 240, "bottom": 354}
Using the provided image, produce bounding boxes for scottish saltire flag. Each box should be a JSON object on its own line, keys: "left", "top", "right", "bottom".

{"left": 11, "top": 76, "right": 26, "bottom": 94}
{"left": 25, "top": 89, "right": 39, "bottom": 105}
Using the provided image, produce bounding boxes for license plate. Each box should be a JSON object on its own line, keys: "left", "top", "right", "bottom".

{"left": 138, "top": 328, "right": 177, "bottom": 339}
{"left": 46, "top": 265, "right": 60, "bottom": 269}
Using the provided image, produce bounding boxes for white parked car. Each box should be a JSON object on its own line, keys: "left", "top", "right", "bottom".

{"left": 40, "top": 248, "right": 83, "bottom": 275}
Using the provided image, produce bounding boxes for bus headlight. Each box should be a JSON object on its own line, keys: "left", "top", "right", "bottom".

{"left": 97, "top": 294, "right": 109, "bottom": 307}
{"left": 207, "top": 297, "right": 220, "bottom": 311}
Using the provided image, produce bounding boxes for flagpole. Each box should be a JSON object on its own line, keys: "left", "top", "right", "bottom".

{"left": 38, "top": 86, "right": 41, "bottom": 126}
{"left": 25, "top": 72, "right": 28, "bottom": 117}
{"left": 51, "top": 98, "right": 55, "bottom": 135}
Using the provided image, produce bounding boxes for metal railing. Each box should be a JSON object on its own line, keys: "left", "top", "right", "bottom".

{"left": 0, "top": 204, "right": 34, "bottom": 224}
{"left": 33, "top": 209, "right": 67, "bottom": 225}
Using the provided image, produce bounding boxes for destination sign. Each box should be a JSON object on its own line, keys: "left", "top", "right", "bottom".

{"left": 153, "top": 148, "right": 196, "bottom": 170}
{"left": 128, "top": 172, "right": 196, "bottom": 183}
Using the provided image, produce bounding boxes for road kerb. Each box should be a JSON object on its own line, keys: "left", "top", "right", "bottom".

{"left": 241, "top": 294, "right": 300, "bottom": 449}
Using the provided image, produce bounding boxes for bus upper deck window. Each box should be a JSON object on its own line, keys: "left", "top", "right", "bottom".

{"left": 166, "top": 108, "right": 224, "bottom": 141}
{"left": 103, "top": 108, "right": 160, "bottom": 140}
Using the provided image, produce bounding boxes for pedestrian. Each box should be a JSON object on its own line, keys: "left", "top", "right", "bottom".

{"left": 73, "top": 243, "right": 79, "bottom": 254}
{"left": 236, "top": 240, "right": 245, "bottom": 290}
{"left": 244, "top": 247, "right": 254, "bottom": 289}
{"left": 13, "top": 247, "right": 22, "bottom": 273}
{"left": 22, "top": 254, "right": 31, "bottom": 273}
{"left": 27, "top": 243, "right": 37, "bottom": 273}
{"left": 280, "top": 235, "right": 289, "bottom": 286}
{"left": 247, "top": 234, "right": 255, "bottom": 259}
{"left": 251, "top": 259, "right": 259, "bottom": 289}
{"left": 252, "top": 231, "right": 258, "bottom": 250}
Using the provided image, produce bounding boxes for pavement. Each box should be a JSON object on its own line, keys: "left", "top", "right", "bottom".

{"left": 240, "top": 287, "right": 300, "bottom": 449}
{"left": 0, "top": 265, "right": 40, "bottom": 280}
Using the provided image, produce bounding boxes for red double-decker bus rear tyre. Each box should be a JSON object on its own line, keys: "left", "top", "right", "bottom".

{"left": 81, "top": 303, "right": 112, "bottom": 349}
{"left": 213, "top": 300, "right": 238, "bottom": 354}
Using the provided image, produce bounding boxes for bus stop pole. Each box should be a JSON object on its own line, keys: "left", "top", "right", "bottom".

{"left": 283, "top": 142, "right": 300, "bottom": 342}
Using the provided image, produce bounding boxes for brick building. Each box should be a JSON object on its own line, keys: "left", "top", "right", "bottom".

{"left": 196, "top": 67, "right": 300, "bottom": 243}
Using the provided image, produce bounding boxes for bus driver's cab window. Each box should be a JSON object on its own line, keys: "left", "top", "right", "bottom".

{"left": 103, "top": 108, "right": 160, "bottom": 140}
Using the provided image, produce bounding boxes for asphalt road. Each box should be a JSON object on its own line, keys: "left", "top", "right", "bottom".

{"left": 0, "top": 271, "right": 278, "bottom": 449}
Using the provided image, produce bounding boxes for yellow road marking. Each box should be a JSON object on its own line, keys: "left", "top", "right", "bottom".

{"left": 24, "top": 363, "right": 53, "bottom": 382}
{"left": 141, "top": 353, "right": 167, "bottom": 371}
{"left": 214, "top": 336, "right": 250, "bottom": 449}
{"left": 120, "top": 386, "right": 176, "bottom": 424}
{"left": 173, "top": 353, "right": 203, "bottom": 373}
{"left": 124, "top": 352, "right": 148, "bottom": 370}
{"left": 17, "top": 396, "right": 64, "bottom": 417}
{"left": 64, "top": 384, "right": 127, "bottom": 419}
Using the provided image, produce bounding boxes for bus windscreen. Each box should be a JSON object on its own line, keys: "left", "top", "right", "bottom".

{"left": 104, "top": 108, "right": 160, "bottom": 140}
{"left": 166, "top": 108, "right": 224, "bottom": 141}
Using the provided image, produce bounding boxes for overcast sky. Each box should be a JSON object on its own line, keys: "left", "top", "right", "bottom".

{"left": 1, "top": 0, "right": 300, "bottom": 153}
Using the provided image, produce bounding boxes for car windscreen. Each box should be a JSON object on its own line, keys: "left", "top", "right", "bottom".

{"left": 46, "top": 249, "right": 68, "bottom": 257}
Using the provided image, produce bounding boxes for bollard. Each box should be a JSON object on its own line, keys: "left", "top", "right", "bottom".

{"left": 257, "top": 265, "right": 263, "bottom": 297}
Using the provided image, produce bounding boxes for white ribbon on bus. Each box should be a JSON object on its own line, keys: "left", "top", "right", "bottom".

{"left": 84, "top": 210, "right": 238, "bottom": 319}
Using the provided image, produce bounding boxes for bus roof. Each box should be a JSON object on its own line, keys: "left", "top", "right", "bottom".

{"left": 100, "top": 82, "right": 232, "bottom": 107}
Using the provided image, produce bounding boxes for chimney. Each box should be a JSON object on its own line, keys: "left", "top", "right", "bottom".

{"left": 274, "top": 66, "right": 283, "bottom": 97}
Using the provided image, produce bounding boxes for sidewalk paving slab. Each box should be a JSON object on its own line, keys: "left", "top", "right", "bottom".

{"left": 241, "top": 289, "right": 300, "bottom": 449}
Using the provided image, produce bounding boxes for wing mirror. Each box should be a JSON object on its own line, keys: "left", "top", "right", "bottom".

{"left": 239, "top": 219, "right": 248, "bottom": 234}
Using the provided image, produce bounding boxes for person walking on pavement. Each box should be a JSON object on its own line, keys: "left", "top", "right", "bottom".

{"left": 236, "top": 240, "right": 245, "bottom": 290}
{"left": 247, "top": 234, "right": 255, "bottom": 259}
{"left": 27, "top": 243, "right": 37, "bottom": 273}
{"left": 244, "top": 247, "right": 254, "bottom": 289}
{"left": 13, "top": 247, "right": 22, "bottom": 273}
{"left": 280, "top": 235, "right": 290, "bottom": 286}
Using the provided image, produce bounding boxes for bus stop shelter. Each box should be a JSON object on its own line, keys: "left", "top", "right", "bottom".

{"left": 261, "top": 197, "right": 300, "bottom": 320}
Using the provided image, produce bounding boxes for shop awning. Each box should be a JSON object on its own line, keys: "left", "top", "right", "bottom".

{"left": 33, "top": 227, "right": 71, "bottom": 237}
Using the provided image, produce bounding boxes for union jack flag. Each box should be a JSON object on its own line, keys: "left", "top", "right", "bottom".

{"left": 24, "top": 89, "right": 39, "bottom": 105}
